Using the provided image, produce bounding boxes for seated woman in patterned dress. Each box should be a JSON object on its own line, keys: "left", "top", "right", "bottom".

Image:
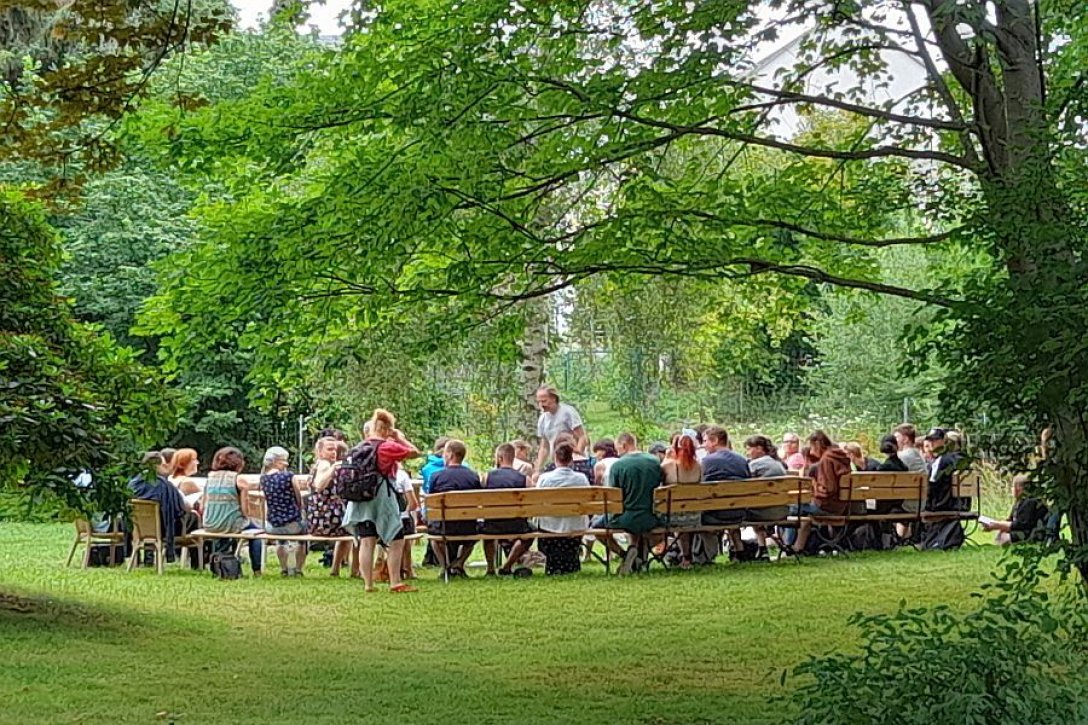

{"left": 261, "top": 446, "right": 307, "bottom": 577}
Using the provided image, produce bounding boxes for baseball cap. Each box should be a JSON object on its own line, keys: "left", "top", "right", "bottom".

{"left": 924, "top": 427, "right": 947, "bottom": 441}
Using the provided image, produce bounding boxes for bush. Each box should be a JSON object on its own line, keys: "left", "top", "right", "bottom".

{"left": 785, "top": 549, "right": 1088, "bottom": 725}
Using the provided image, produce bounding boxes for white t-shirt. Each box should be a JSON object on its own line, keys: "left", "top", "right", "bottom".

{"left": 535, "top": 466, "right": 589, "bottom": 533}
{"left": 394, "top": 467, "right": 414, "bottom": 519}
{"left": 537, "top": 403, "right": 584, "bottom": 450}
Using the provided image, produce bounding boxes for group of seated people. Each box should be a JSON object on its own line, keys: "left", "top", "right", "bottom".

{"left": 121, "top": 407, "right": 1048, "bottom": 582}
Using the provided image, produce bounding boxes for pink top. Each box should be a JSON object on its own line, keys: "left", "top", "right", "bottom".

{"left": 370, "top": 438, "right": 414, "bottom": 477}
{"left": 786, "top": 452, "right": 807, "bottom": 471}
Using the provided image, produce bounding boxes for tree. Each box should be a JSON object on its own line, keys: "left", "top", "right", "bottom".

{"left": 143, "top": 1, "right": 1088, "bottom": 578}
{"left": 0, "top": 190, "right": 177, "bottom": 517}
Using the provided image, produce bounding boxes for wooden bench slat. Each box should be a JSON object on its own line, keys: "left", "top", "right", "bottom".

{"left": 429, "top": 502, "right": 612, "bottom": 521}
{"left": 425, "top": 488, "right": 622, "bottom": 508}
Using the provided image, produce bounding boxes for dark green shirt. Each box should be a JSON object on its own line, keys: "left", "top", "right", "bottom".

{"left": 608, "top": 452, "right": 664, "bottom": 533}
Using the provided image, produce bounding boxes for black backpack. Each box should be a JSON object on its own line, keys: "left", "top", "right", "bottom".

{"left": 210, "top": 552, "right": 242, "bottom": 580}
{"left": 336, "top": 440, "right": 386, "bottom": 502}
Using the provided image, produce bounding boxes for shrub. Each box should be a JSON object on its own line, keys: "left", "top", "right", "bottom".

{"left": 785, "top": 549, "right": 1088, "bottom": 725}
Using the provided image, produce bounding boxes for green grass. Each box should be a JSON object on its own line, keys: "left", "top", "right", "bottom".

{"left": 0, "top": 523, "right": 1006, "bottom": 724}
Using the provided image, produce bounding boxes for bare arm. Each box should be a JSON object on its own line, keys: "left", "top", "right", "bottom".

{"left": 312, "top": 460, "right": 335, "bottom": 492}
{"left": 534, "top": 438, "right": 549, "bottom": 473}
{"left": 572, "top": 425, "right": 589, "bottom": 455}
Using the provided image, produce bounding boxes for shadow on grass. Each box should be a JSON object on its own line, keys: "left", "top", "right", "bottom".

{"left": 0, "top": 589, "right": 148, "bottom": 640}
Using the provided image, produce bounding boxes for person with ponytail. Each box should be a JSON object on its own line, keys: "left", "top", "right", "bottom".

{"left": 340, "top": 409, "right": 421, "bottom": 593}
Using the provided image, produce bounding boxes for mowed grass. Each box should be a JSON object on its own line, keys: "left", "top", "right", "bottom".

{"left": 0, "top": 523, "right": 1004, "bottom": 725}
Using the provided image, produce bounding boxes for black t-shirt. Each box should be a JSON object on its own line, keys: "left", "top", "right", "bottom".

{"left": 1010, "top": 497, "right": 1050, "bottom": 542}
{"left": 702, "top": 450, "right": 751, "bottom": 481}
{"left": 430, "top": 465, "right": 482, "bottom": 494}
{"left": 879, "top": 455, "right": 908, "bottom": 472}
{"left": 485, "top": 467, "right": 527, "bottom": 489}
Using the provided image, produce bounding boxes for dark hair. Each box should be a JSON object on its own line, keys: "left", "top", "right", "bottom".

{"left": 807, "top": 430, "right": 834, "bottom": 450}
{"left": 159, "top": 447, "right": 176, "bottom": 464}
{"left": 592, "top": 438, "right": 618, "bottom": 459}
{"left": 704, "top": 425, "right": 730, "bottom": 447}
{"left": 616, "top": 431, "right": 637, "bottom": 450}
{"left": 743, "top": 435, "right": 777, "bottom": 459}
{"left": 880, "top": 435, "right": 899, "bottom": 457}
{"left": 554, "top": 441, "right": 574, "bottom": 466}
{"left": 319, "top": 427, "right": 346, "bottom": 441}
{"left": 141, "top": 450, "right": 164, "bottom": 466}
{"left": 694, "top": 424, "right": 709, "bottom": 444}
{"left": 210, "top": 446, "right": 245, "bottom": 472}
{"left": 445, "top": 439, "right": 467, "bottom": 463}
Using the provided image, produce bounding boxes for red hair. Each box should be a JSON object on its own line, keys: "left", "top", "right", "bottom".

{"left": 672, "top": 434, "right": 698, "bottom": 471}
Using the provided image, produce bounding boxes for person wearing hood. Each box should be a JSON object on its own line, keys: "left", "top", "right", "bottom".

{"left": 786, "top": 431, "right": 852, "bottom": 553}
{"left": 420, "top": 437, "right": 450, "bottom": 494}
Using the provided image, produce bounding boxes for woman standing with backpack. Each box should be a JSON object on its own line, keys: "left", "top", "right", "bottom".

{"left": 340, "top": 409, "right": 420, "bottom": 593}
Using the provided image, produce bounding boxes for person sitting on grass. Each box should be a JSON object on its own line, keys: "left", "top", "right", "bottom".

{"left": 261, "top": 446, "right": 307, "bottom": 577}
{"left": 982, "top": 474, "right": 1051, "bottom": 545}
{"left": 428, "top": 438, "right": 482, "bottom": 578}
{"left": 481, "top": 443, "right": 534, "bottom": 576}
{"left": 786, "top": 431, "right": 851, "bottom": 555}
{"left": 202, "top": 446, "right": 264, "bottom": 576}
{"left": 130, "top": 450, "right": 199, "bottom": 564}
{"left": 594, "top": 432, "right": 664, "bottom": 575}
{"left": 535, "top": 441, "right": 590, "bottom": 576}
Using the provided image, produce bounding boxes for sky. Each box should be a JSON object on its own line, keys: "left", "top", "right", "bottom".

{"left": 232, "top": 0, "right": 354, "bottom": 35}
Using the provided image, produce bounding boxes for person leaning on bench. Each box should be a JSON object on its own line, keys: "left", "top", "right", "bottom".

{"left": 593, "top": 432, "right": 664, "bottom": 575}
{"left": 428, "top": 438, "right": 482, "bottom": 578}
{"left": 482, "top": 443, "right": 534, "bottom": 577}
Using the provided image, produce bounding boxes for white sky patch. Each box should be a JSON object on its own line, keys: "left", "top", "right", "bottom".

{"left": 231, "top": 0, "right": 354, "bottom": 35}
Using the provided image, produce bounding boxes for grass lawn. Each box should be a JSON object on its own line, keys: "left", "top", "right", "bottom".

{"left": 0, "top": 522, "right": 1005, "bottom": 724}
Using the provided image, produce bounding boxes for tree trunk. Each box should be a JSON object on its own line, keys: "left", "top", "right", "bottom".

{"left": 515, "top": 296, "right": 550, "bottom": 441}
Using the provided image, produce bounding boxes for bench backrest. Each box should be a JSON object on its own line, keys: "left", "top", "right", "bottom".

{"left": 952, "top": 470, "right": 980, "bottom": 500}
{"left": 425, "top": 487, "right": 623, "bottom": 522}
{"left": 839, "top": 472, "right": 927, "bottom": 504}
{"left": 653, "top": 476, "right": 812, "bottom": 514}
{"left": 130, "top": 499, "right": 162, "bottom": 541}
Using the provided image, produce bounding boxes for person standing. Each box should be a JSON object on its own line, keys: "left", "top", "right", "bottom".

{"left": 533, "top": 385, "right": 588, "bottom": 472}
{"left": 341, "top": 409, "right": 421, "bottom": 593}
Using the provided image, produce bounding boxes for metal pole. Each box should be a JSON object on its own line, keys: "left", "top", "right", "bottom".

{"left": 297, "top": 414, "right": 304, "bottom": 471}
{"left": 902, "top": 397, "right": 909, "bottom": 424}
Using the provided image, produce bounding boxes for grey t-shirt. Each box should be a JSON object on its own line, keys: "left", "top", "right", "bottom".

{"left": 899, "top": 446, "right": 927, "bottom": 473}
{"left": 749, "top": 455, "right": 788, "bottom": 479}
{"left": 537, "top": 402, "right": 584, "bottom": 450}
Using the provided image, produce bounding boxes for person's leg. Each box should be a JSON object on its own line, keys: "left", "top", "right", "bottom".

{"left": 500, "top": 539, "right": 529, "bottom": 573}
{"left": 330, "top": 540, "right": 348, "bottom": 576}
{"left": 401, "top": 537, "right": 415, "bottom": 579}
{"left": 678, "top": 533, "right": 693, "bottom": 568}
{"left": 351, "top": 541, "right": 362, "bottom": 578}
{"left": 386, "top": 539, "right": 406, "bottom": 588}
{"left": 452, "top": 540, "right": 476, "bottom": 572}
{"left": 433, "top": 538, "right": 451, "bottom": 573}
{"left": 483, "top": 540, "right": 498, "bottom": 575}
{"left": 275, "top": 544, "right": 289, "bottom": 574}
{"left": 358, "top": 537, "right": 377, "bottom": 590}
{"left": 793, "top": 520, "right": 812, "bottom": 553}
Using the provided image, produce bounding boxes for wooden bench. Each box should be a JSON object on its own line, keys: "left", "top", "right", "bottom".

{"left": 647, "top": 476, "right": 812, "bottom": 563}
{"left": 423, "top": 487, "right": 625, "bottom": 574}
{"left": 920, "top": 470, "right": 981, "bottom": 524}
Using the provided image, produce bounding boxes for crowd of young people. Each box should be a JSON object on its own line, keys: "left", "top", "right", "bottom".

{"left": 123, "top": 385, "right": 1050, "bottom": 585}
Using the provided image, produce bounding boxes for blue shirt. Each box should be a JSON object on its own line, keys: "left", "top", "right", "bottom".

{"left": 701, "top": 450, "right": 751, "bottom": 481}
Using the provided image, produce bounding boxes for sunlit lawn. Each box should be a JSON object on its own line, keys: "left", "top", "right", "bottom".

{"left": 0, "top": 522, "right": 1004, "bottom": 724}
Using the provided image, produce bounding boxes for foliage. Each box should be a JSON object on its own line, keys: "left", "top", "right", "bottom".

{"left": 0, "top": 190, "right": 178, "bottom": 518}
{"left": 0, "top": 0, "right": 231, "bottom": 188}
{"left": 787, "top": 548, "right": 1088, "bottom": 724}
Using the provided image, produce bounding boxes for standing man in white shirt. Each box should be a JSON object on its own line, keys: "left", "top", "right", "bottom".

{"left": 533, "top": 385, "right": 588, "bottom": 472}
